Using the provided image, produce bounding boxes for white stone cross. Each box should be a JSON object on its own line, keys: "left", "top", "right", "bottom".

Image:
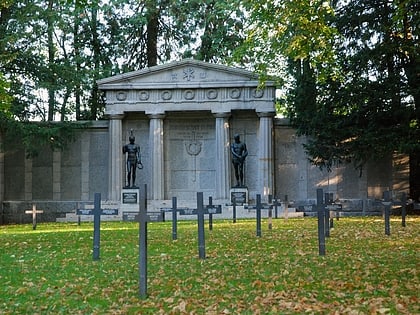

{"left": 25, "top": 204, "right": 44, "bottom": 230}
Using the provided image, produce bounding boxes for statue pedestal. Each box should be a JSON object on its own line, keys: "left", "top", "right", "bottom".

{"left": 230, "top": 187, "right": 248, "bottom": 205}
{"left": 121, "top": 188, "right": 140, "bottom": 213}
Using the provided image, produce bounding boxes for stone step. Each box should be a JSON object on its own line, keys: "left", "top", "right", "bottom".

{"left": 56, "top": 202, "right": 303, "bottom": 222}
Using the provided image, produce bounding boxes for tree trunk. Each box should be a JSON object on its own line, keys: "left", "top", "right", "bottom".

{"left": 146, "top": 1, "right": 158, "bottom": 67}
{"left": 90, "top": 2, "right": 100, "bottom": 119}
{"left": 47, "top": 0, "right": 55, "bottom": 121}
{"left": 74, "top": 0, "right": 81, "bottom": 120}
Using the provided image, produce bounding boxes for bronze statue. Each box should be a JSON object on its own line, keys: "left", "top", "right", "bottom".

{"left": 231, "top": 134, "right": 248, "bottom": 187}
{"left": 123, "top": 131, "right": 142, "bottom": 188}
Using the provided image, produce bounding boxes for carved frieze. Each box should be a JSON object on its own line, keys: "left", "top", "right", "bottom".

{"left": 183, "top": 89, "right": 195, "bottom": 100}
{"left": 138, "top": 90, "right": 149, "bottom": 101}
{"left": 207, "top": 89, "right": 218, "bottom": 99}
{"left": 116, "top": 91, "right": 127, "bottom": 101}
{"left": 111, "top": 87, "right": 272, "bottom": 103}
{"left": 229, "top": 88, "right": 241, "bottom": 99}
{"left": 161, "top": 90, "right": 172, "bottom": 100}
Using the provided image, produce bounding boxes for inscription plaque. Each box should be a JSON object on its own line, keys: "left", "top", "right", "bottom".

{"left": 122, "top": 192, "right": 138, "bottom": 204}
{"left": 230, "top": 188, "right": 248, "bottom": 205}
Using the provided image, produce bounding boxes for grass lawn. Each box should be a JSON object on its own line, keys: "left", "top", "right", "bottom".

{"left": 0, "top": 216, "right": 419, "bottom": 314}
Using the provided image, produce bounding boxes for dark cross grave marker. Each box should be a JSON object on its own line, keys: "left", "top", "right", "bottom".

{"left": 244, "top": 194, "right": 273, "bottom": 237}
{"left": 123, "top": 211, "right": 164, "bottom": 223}
{"left": 76, "top": 193, "right": 118, "bottom": 260}
{"left": 208, "top": 196, "right": 214, "bottom": 231}
{"left": 324, "top": 193, "right": 331, "bottom": 237}
{"left": 284, "top": 195, "right": 288, "bottom": 220}
{"left": 162, "top": 196, "right": 222, "bottom": 238}
{"left": 268, "top": 195, "right": 273, "bottom": 230}
{"left": 325, "top": 202, "right": 342, "bottom": 229}
{"left": 171, "top": 197, "right": 178, "bottom": 240}
{"left": 272, "top": 197, "right": 281, "bottom": 219}
{"left": 92, "top": 193, "right": 101, "bottom": 261}
{"left": 25, "top": 204, "right": 43, "bottom": 230}
{"left": 232, "top": 197, "right": 237, "bottom": 223}
{"left": 160, "top": 198, "right": 191, "bottom": 241}
{"left": 401, "top": 192, "right": 407, "bottom": 227}
{"left": 161, "top": 195, "right": 221, "bottom": 258}
{"left": 225, "top": 198, "right": 238, "bottom": 223}
{"left": 162, "top": 199, "right": 224, "bottom": 234}
{"left": 129, "top": 185, "right": 166, "bottom": 299}
{"left": 316, "top": 188, "right": 326, "bottom": 256}
{"left": 177, "top": 193, "right": 222, "bottom": 259}
{"left": 138, "top": 184, "right": 148, "bottom": 298}
{"left": 197, "top": 192, "right": 206, "bottom": 260}
{"left": 382, "top": 191, "right": 392, "bottom": 236}
{"left": 177, "top": 205, "right": 222, "bottom": 216}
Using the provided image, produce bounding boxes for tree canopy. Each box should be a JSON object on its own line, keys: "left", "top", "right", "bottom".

{"left": 240, "top": 0, "right": 419, "bottom": 174}
{"left": 0, "top": 0, "right": 244, "bottom": 154}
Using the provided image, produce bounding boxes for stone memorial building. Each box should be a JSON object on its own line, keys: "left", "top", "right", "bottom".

{"left": 0, "top": 60, "right": 410, "bottom": 223}
{"left": 99, "top": 59, "right": 276, "bottom": 204}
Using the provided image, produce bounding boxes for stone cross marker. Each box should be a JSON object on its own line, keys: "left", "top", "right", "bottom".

{"left": 25, "top": 204, "right": 44, "bottom": 230}
{"left": 76, "top": 193, "right": 118, "bottom": 260}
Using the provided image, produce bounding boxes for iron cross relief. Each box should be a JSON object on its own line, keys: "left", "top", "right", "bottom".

{"left": 183, "top": 67, "right": 195, "bottom": 81}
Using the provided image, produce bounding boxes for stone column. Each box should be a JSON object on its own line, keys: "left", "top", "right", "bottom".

{"left": 257, "top": 111, "right": 276, "bottom": 201}
{"left": 214, "top": 112, "right": 231, "bottom": 200}
{"left": 148, "top": 114, "right": 165, "bottom": 200}
{"left": 108, "top": 114, "right": 124, "bottom": 201}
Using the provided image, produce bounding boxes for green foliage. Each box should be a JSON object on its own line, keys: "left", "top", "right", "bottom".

{"left": 297, "top": 0, "right": 420, "bottom": 170}
{"left": 1, "top": 0, "right": 248, "bottom": 121}
{"left": 1, "top": 119, "right": 87, "bottom": 158}
{"left": 0, "top": 218, "right": 419, "bottom": 314}
{"left": 170, "top": 0, "right": 246, "bottom": 63}
{"left": 0, "top": 74, "right": 12, "bottom": 116}
{"left": 236, "top": 0, "right": 419, "bottom": 171}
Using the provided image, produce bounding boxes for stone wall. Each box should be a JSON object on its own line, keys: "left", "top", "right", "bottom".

{"left": 1, "top": 121, "right": 109, "bottom": 224}
{"left": 273, "top": 118, "right": 410, "bottom": 214}
{"left": 0, "top": 118, "right": 410, "bottom": 224}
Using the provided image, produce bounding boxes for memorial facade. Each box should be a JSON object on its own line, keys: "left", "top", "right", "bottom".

{"left": 98, "top": 59, "right": 276, "bottom": 204}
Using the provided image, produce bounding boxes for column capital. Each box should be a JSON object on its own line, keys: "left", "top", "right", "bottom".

{"left": 256, "top": 111, "right": 276, "bottom": 118}
{"left": 148, "top": 113, "right": 166, "bottom": 120}
{"left": 212, "top": 112, "right": 231, "bottom": 119}
{"left": 107, "top": 113, "right": 125, "bottom": 120}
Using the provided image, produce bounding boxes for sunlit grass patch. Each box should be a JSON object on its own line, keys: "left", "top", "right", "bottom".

{"left": 0, "top": 217, "right": 419, "bottom": 314}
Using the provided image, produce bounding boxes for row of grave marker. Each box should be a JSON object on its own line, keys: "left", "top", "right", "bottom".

{"left": 316, "top": 189, "right": 408, "bottom": 256}
{"left": 24, "top": 188, "right": 408, "bottom": 298}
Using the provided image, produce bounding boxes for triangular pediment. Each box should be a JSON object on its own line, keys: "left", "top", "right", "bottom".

{"left": 97, "top": 59, "right": 262, "bottom": 89}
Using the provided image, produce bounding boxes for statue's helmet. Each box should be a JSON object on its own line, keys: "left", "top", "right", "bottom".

{"left": 234, "top": 134, "right": 240, "bottom": 141}
{"left": 129, "top": 129, "right": 135, "bottom": 143}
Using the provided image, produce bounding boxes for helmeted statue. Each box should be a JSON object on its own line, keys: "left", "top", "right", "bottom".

{"left": 231, "top": 134, "right": 248, "bottom": 187}
{"left": 122, "top": 130, "right": 142, "bottom": 188}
